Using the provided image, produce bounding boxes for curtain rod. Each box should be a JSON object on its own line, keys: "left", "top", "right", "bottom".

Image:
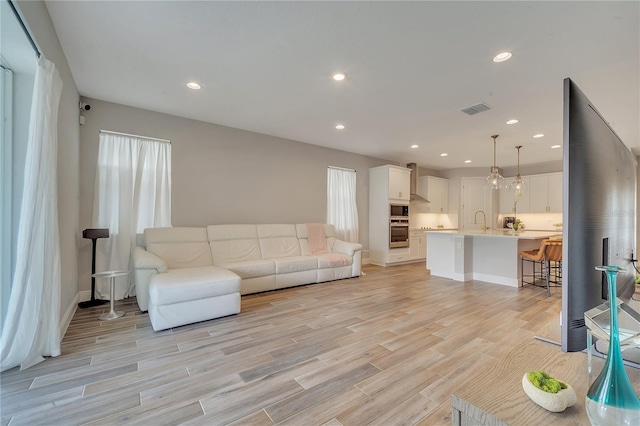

{"left": 9, "top": 1, "right": 41, "bottom": 58}
{"left": 99, "top": 130, "right": 171, "bottom": 144}
{"left": 328, "top": 166, "right": 356, "bottom": 172}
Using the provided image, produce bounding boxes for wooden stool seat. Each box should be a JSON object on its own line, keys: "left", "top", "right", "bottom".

{"left": 520, "top": 238, "right": 562, "bottom": 296}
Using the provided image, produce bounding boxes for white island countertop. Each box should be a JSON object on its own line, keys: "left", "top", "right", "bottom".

{"left": 425, "top": 230, "right": 561, "bottom": 287}
{"left": 425, "top": 229, "right": 561, "bottom": 240}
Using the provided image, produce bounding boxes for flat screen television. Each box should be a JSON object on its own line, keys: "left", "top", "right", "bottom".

{"left": 562, "top": 78, "right": 637, "bottom": 352}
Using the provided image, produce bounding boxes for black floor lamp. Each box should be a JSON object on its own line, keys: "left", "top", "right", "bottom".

{"left": 78, "top": 228, "right": 110, "bottom": 308}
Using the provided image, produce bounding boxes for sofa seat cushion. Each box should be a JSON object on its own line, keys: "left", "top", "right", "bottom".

{"left": 272, "top": 256, "right": 318, "bottom": 274}
{"left": 316, "top": 253, "right": 353, "bottom": 269}
{"left": 216, "top": 260, "right": 275, "bottom": 279}
{"left": 149, "top": 266, "right": 240, "bottom": 306}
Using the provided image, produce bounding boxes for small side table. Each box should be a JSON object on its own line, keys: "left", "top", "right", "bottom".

{"left": 584, "top": 299, "right": 640, "bottom": 381}
{"left": 92, "top": 270, "right": 129, "bottom": 320}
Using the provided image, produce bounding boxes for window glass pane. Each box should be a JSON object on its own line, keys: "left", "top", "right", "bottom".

{"left": 1, "top": 0, "right": 38, "bottom": 327}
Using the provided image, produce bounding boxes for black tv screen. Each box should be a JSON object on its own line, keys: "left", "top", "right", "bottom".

{"left": 562, "top": 78, "right": 637, "bottom": 352}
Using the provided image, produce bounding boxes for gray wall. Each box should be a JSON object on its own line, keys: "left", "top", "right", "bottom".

{"left": 18, "top": 1, "right": 81, "bottom": 324}
{"left": 78, "top": 98, "right": 390, "bottom": 292}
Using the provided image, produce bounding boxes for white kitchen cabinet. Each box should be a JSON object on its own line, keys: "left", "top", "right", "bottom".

{"left": 369, "top": 165, "right": 411, "bottom": 266}
{"left": 529, "top": 172, "right": 562, "bottom": 213}
{"left": 461, "top": 177, "right": 498, "bottom": 231}
{"left": 547, "top": 173, "right": 563, "bottom": 212}
{"left": 499, "top": 176, "right": 530, "bottom": 214}
{"left": 423, "top": 176, "right": 449, "bottom": 213}
{"left": 388, "top": 166, "right": 411, "bottom": 201}
{"left": 410, "top": 230, "right": 427, "bottom": 260}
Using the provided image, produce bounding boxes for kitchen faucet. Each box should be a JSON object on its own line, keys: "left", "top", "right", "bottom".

{"left": 474, "top": 210, "right": 487, "bottom": 232}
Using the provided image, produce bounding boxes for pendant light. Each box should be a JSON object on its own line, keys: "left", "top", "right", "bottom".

{"left": 510, "top": 145, "right": 527, "bottom": 198}
{"left": 485, "top": 134, "right": 506, "bottom": 189}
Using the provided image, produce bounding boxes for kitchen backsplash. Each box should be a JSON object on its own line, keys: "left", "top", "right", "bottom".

{"left": 410, "top": 213, "right": 459, "bottom": 229}
{"left": 410, "top": 212, "right": 562, "bottom": 231}
{"left": 497, "top": 213, "right": 563, "bottom": 231}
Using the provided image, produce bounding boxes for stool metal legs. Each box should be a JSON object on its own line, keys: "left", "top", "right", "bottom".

{"left": 521, "top": 257, "right": 562, "bottom": 296}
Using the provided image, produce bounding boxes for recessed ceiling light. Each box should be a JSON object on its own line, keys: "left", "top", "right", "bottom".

{"left": 493, "top": 52, "right": 512, "bottom": 63}
{"left": 186, "top": 82, "right": 201, "bottom": 90}
{"left": 506, "top": 119, "right": 519, "bottom": 125}
{"left": 551, "top": 145, "right": 561, "bottom": 149}
{"left": 440, "top": 153, "right": 448, "bottom": 157}
{"left": 465, "top": 160, "right": 472, "bottom": 164}
{"left": 410, "top": 144, "right": 419, "bottom": 149}
{"left": 335, "top": 124, "right": 345, "bottom": 130}
{"left": 332, "top": 72, "right": 347, "bottom": 81}
{"left": 533, "top": 133, "right": 545, "bottom": 138}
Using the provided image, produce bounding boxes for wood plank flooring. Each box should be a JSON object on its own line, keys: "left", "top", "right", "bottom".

{"left": 1, "top": 263, "right": 564, "bottom": 426}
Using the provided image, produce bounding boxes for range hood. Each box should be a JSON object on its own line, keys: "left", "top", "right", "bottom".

{"left": 407, "top": 163, "right": 429, "bottom": 203}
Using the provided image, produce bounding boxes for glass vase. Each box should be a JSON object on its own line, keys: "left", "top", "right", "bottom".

{"left": 585, "top": 265, "right": 640, "bottom": 425}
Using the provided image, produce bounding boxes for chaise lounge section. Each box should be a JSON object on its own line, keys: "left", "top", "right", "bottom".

{"left": 133, "top": 223, "right": 362, "bottom": 330}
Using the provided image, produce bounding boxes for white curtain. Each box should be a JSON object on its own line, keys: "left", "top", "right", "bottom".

{"left": 327, "top": 167, "right": 359, "bottom": 243}
{"left": 92, "top": 132, "right": 171, "bottom": 299}
{"left": 0, "top": 56, "right": 63, "bottom": 372}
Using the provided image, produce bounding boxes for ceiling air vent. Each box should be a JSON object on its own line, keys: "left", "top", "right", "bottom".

{"left": 460, "top": 102, "right": 492, "bottom": 115}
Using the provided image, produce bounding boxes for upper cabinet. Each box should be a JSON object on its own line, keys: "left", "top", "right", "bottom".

{"left": 547, "top": 173, "right": 563, "bottom": 213}
{"left": 499, "top": 176, "right": 531, "bottom": 214}
{"left": 387, "top": 166, "right": 411, "bottom": 201}
{"left": 461, "top": 177, "right": 496, "bottom": 231}
{"left": 499, "top": 172, "right": 562, "bottom": 214}
{"left": 419, "top": 176, "right": 449, "bottom": 213}
{"left": 529, "top": 172, "right": 562, "bottom": 213}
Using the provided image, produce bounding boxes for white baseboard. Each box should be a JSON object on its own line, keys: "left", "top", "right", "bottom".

{"left": 452, "top": 272, "right": 473, "bottom": 282}
{"left": 78, "top": 290, "right": 91, "bottom": 302}
{"left": 472, "top": 272, "right": 518, "bottom": 287}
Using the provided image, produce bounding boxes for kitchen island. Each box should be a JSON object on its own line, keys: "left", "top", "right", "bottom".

{"left": 426, "top": 230, "right": 561, "bottom": 287}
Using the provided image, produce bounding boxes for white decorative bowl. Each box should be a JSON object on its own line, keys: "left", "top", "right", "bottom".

{"left": 522, "top": 373, "right": 577, "bottom": 412}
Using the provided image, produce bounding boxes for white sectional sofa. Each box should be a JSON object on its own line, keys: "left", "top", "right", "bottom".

{"left": 133, "top": 224, "right": 362, "bottom": 330}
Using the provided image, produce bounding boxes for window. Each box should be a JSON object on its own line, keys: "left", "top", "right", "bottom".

{"left": 0, "top": 64, "right": 14, "bottom": 325}
{"left": 92, "top": 131, "right": 171, "bottom": 298}
{"left": 0, "top": 0, "right": 38, "bottom": 328}
{"left": 327, "top": 167, "right": 358, "bottom": 243}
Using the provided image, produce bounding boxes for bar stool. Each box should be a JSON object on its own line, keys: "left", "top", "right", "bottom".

{"left": 520, "top": 238, "right": 562, "bottom": 296}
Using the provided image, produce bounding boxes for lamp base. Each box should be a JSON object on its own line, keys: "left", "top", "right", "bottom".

{"left": 78, "top": 299, "right": 109, "bottom": 309}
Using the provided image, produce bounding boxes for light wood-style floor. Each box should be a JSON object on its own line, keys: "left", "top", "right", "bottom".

{"left": 1, "top": 263, "right": 563, "bottom": 426}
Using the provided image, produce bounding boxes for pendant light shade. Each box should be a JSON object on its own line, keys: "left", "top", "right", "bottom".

{"left": 485, "top": 135, "right": 506, "bottom": 190}
{"left": 510, "top": 145, "right": 527, "bottom": 198}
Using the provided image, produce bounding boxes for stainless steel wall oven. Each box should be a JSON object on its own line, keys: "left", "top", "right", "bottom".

{"left": 389, "top": 219, "right": 409, "bottom": 248}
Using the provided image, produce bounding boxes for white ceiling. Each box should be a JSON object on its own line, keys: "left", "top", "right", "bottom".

{"left": 44, "top": 1, "right": 639, "bottom": 170}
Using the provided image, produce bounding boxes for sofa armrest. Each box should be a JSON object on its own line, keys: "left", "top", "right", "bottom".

{"left": 132, "top": 246, "right": 168, "bottom": 312}
{"left": 332, "top": 240, "right": 363, "bottom": 257}
{"left": 132, "top": 246, "right": 168, "bottom": 273}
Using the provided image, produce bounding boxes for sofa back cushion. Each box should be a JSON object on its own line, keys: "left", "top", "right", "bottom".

{"left": 257, "top": 224, "right": 301, "bottom": 259}
{"left": 144, "top": 227, "right": 213, "bottom": 269}
{"left": 207, "top": 224, "right": 262, "bottom": 264}
{"left": 296, "top": 224, "right": 336, "bottom": 256}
